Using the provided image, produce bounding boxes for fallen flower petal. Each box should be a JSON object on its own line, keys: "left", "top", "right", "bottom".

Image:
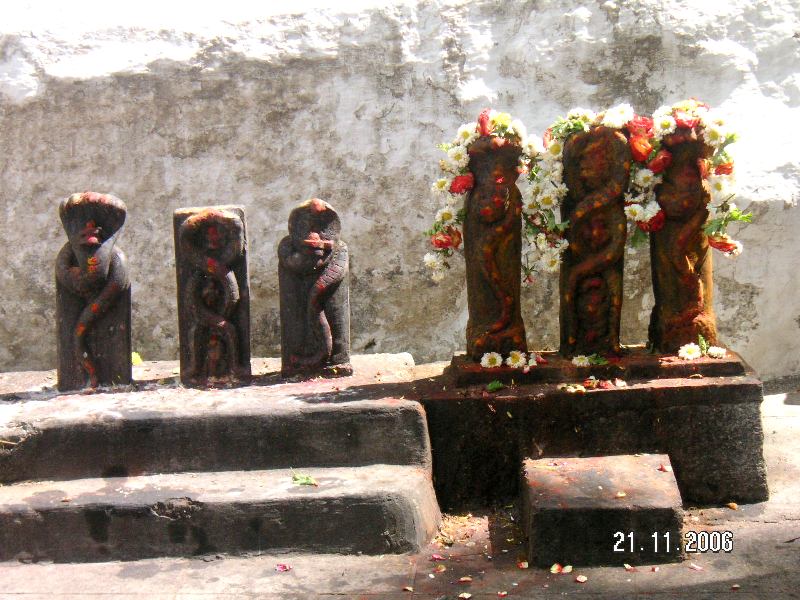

{"left": 433, "top": 564, "right": 447, "bottom": 573}
{"left": 275, "top": 563, "right": 292, "bottom": 572}
{"left": 459, "top": 576, "right": 473, "bottom": 583}
{"left": 430, "top": 553, "right": 446, "bottom": 561}
{"left": 517, "top": 560, "right": 529, "bottom": 569}
{"left": 550, "top": 563, "right": 562, "bottom": 573}
{"left": 498, "top": 592, "right": 508, "bottom": 598}
{"left": 657, "top": 464, "right": 672, "bottom": 472}
{"left": 651, "top": 566, "right": 660, "bottom": 572}
{"left": 562, "top": 565, "right": 573, "bottom": 573}
{"left": 689, "top": 563, "right": 704, "bottom": 571}
{"left": 727, "top": 502, "right": 739, "bottom": 510}
{"left": 575, "top": 575, "right": 588, "bottom": 583}
{"left": 624, "top": 563, "right": 637, "bottom": 572}
{"left": 615, "top": 491, "right": 627, "bottom": 498}
{"left": 731, "top": 584, "right": 741, "bottom": 590}
{"left": 459, "top": 594, "right": 473, "bottom": 600}
{"left": 403, "top": 586, "right": 413, "bottom": 592}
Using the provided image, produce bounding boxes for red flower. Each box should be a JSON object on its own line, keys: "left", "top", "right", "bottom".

{"left": 431, "top": 226, "right": 462, "bottom": 250}
{"left": 715, "top": 161, "right": 734, "bottom": 175}
{"left": 637, "top": 210, "right": 665, "bottom": 233}
{"left": 477, "top": 108, "right": 494, "bottom": 136}
{"left": 673, "top": 110, "right": 700, "bottom": 129}
{"left": 708, "top": 234, "right": 740, "bottom": 254}
{"left": 647, "top": 149, "right": 673, "bottom": 174}
{"left": 449, "top": 173, "right": 475, "bottom": 194}
{"left": 626, "top": 115, "right": 654, "bottom": 137}
{"left": 629, "top": 135, "right": 653, "bottom": 163}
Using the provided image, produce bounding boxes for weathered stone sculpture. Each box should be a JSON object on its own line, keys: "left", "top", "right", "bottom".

{"left": 56, "top": 192, "right": 131, "bottom": 391}
{"left": 560, "top": 127, "right": 630, "bottom": 356}
{"left": 279, "top": 198, "right": 351, "bottom": 377}
{"left": 649, "top": 130, "right": 718, "bottom": 352}
{"left": 464, "top": 137, "right": 527, "bottom": 360}
{"left": 174, "top": 206, "right": 250, "bottom": 385}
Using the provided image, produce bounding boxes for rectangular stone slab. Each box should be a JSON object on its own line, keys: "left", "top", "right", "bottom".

{"left": 522, "top": 454, "right": 683, "bottom": 566}
{"left": 0, "top": 465, "right": 441, "bottom": 562}
{"left": 0, "top": 354, "right": 431, "bottom": 482}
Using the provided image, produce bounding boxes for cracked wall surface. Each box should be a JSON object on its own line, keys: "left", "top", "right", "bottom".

{"left": 0, "top": 0, "right": 798, "bottom": 379}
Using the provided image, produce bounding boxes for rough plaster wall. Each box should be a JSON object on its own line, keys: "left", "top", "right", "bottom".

{"left": 0, "top": 0, "right": 798, "bottom": 379}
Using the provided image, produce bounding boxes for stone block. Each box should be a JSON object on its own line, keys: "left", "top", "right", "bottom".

{"left": 522, "top": 454, "right": 683, "bottom": 566}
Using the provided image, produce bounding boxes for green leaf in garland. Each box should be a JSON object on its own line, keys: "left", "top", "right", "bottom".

{"left": 698, "top": 334, "right": 709, "bottom": 355}
{"left": 588, "top": 354, "right": 609, "bottom": 366}
{"left": 486, "top": 380, "right": 505, "bottom": 392}
{"left": 629, "top": 226, "right": 649, "bottom": 247}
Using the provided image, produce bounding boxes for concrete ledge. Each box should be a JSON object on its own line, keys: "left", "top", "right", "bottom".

{"left": 522, "top": 454, "right": 683, "bottom": 566}
{"left": 0, "top": 465, "right": 441, "bottom": 562}
{"left": 0, "top": 354, "right": 431, "bottom": 482}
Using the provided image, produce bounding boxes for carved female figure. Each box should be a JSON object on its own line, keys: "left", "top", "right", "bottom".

{"left": 560, "top": 127, "right": 630, "bottom": 356}
{"left": 278, "top": 199, "right": 351, "bottom": 377}
{"left": 174, "top": 206, "right": 250, "bottom": 385}
{"left": 56, "top": 192, "right": 131, "bottom": 391}
{"left": 463, "top": 136, "right": 526, "bottom": 360}
{"left": 649, "top": 129, "right": 717, "bottom": 352}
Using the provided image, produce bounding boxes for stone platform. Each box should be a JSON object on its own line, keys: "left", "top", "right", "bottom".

{"left": 416, "top": 351, "right": 769, "bottom": 510}
{"left": 522, "top": 454, "right": 683, "bottom": 566}
{"left": 0, "top": 354, "right": 441, "bottom": 562}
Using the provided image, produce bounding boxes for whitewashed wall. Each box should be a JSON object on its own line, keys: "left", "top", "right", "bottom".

{"left": 0, "top": 0, "right": 798, "bottom": 379}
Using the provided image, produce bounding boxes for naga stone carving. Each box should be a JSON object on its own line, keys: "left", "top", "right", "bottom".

{"left": 279, "top": 198, "right": 351, "bottom": 378}
{"left": 463, "top": 137, "right": 527, "bottom": 361}
{"left": 560, "top": 126, "right": 630, "bottom": 357}
{"left": 649, "top": 129, "right": 718, "bottom": 352}
{"left": 174, "top": 206, "right": 251, "bottom": 385}
{"left": 56, "top": 192, "right": 131, "bottom": 391}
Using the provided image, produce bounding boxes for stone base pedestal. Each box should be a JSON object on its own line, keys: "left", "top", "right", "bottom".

{"left": 522, "top": 454, "right": 683, "bottom": 566}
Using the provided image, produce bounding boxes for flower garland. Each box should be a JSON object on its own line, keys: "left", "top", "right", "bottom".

{"left": 424, "top": 101, "right": 752, "bottom": 283}
{"left": 424, "top": 108, "right": 532, "bottom": 282}
{"left": 624, "top": 99, "right": 750, "bottom": 254}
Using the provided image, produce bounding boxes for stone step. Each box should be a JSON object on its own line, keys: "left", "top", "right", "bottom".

{"left": 0, "top": 391, "right": 431, "bottom": 483}
{"left": 0, "top": 464, "right": 441, "bottom": 562}
{"left": 522, "top": 454, "right": 684, "bottom": 566}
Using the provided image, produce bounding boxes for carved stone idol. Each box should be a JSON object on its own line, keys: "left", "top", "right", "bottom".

{"left": 560, "top": 126, "right": 630, "bottom": 357}
{"left": 174, "top": 206, "right": 251, "bottom": 385}
{"left": 56, "top": 192, "right": 131, "bottom": 391}
{"left": 463, "top": 137, "right": 527, "bottom": 360}
{"left": 649, "top": 130, "right": 718, "bottom": 352}
{"left": 279, "top": 198, "right": 351, "bottom": 378}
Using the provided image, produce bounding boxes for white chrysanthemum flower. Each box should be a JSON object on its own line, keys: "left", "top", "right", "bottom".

{"left": 480, "top": 352, "right": 503, "bottom": 368}
{"left": 624, "top": 203, "right": 646, "bottom": 221}
{"left": 555, "top": 237, "right": 569, "bottom": 251}
{"left": 643, "top": 200, "right": 662, "bottom": 221}
{"left": 535, "top": 232, "right": 549, "bottom": 251}
{"left": 538, "top": 247, "right": 562, "bottom": 272}
{"left": 447, "top": 145, "right": 470, "bottom": 169}
{"left": 633, "top": 168, "right": 661, "bottom": 190}
{"left": 537, "top": 188, "right": 560, "bottom": 210}
{"left": 678, "top": 343, "right": 703, "bottom": 360}
{"left": 652, "top": 113, "right": 677, "bottom": 138}
{"left": 454, "top": 123, "right": 479, "bottom": 146}
{"left": 522, "top": 135, "right": 545, "bottom": 158}
{"left": 567, "top": 107, "right": 597, "bottom": 123}
{"left": 703, "top": 122, "right": 729, "bottom": 149}
{"left": 431, "top": 178, "right": 452, "bottom": 195}
{"left": 506, "top": 350, "right": 527, "bottom": 369}
{"left": 523, "top": 198, "right": 540, "bottom": 215}
{"left": 509, "top": 119, "right": 527, "bottom": 140}
{"left": 708, "top": 174, "right": 735, "bottom": 202}
{"left": 439, "top": 158, "right": 459, "bottom": 174}
{"left": 572, "top": 355, "right": 591, "bottom": 367}
{"left": 546, "top": 139, "right": 563, "bottom": 159}
{"left": 435, "top": 206, "right": 457, "bottom": 225}
{"left": 431, "top": 269, "right": 446, "bottom": 282}
{"left": 423, "top": 251, "right": 445, "bottom": 270}
{"left": 707, "top": 346, "right": 727, "bottom": 359}
{"left": 601, "top": 103, "right": 634, "bottom": 129}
